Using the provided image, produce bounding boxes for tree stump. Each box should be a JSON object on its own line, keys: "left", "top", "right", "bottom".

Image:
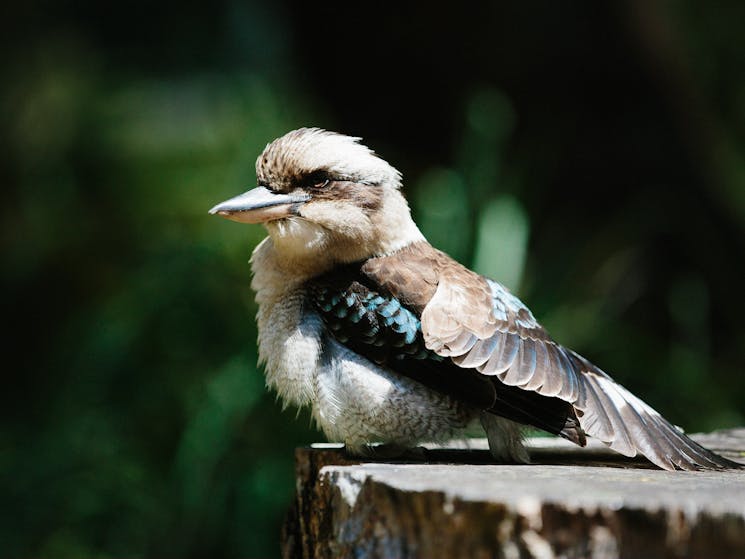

{"left": 282, "top": 429, "right": 745, "bottom": 559}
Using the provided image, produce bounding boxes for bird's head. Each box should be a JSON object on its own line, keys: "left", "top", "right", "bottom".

{"left": 210, "top": 128, "right": 423, "bottom": 271}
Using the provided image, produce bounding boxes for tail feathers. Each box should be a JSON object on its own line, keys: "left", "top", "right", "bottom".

{"left": 559, "top": 413, "right": 587, "bottom": 447}
{"left": 487, "top": 380, "right": 586, "bottom": 445}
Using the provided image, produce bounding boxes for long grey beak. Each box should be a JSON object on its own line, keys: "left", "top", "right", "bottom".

{"left": 209, "top": 186, "right": 310, "bottom": 224}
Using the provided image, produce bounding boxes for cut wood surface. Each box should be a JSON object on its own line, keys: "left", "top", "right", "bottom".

{"left": 282, "top": 428, "right": 745, "bottom": 559}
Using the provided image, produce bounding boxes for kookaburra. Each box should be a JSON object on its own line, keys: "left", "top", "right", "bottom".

{"left": 210, "top": 127, "right": 740, "bottom": 471}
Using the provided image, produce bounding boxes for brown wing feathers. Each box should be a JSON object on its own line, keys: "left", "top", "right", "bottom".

{"left": 568, "top": 352, "right": 736, "bottom": 470}
{"left": 364, "top": 243, "right": 583, "bottom": 444}
{"left": 363, "top": 241, "right": 741, "bottom": 471}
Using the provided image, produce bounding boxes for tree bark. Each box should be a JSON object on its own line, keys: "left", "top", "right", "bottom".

{"left": 282, "top": 430, "right": 745, "bottom": 559}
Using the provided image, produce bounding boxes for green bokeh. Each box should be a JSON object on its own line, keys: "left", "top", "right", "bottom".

{"left": 3, "top": 2, "right": 745, "bottom": 558}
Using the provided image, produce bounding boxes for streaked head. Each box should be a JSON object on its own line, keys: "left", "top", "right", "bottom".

{"left": 210, "top": 128, "right": 423, "bottom": 267}
{"left": 255, "top": 127, "right": 401, "bottom": 193}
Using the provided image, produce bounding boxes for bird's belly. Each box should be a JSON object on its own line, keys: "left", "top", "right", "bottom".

{"left": 313, "top": 338, "right": 474, "bottom": 452}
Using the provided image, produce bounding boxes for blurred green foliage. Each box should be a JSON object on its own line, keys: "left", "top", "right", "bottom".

{"left": 2, "top": 1, "right": 745, "bottom": 558}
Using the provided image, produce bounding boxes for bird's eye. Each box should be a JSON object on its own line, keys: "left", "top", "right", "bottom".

{"left": 304, "top": 171, "right": 331, "bottom": 189}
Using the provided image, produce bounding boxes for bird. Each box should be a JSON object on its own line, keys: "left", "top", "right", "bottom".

{"left": 210, "top": 127, "right": 741, "bottom": 471}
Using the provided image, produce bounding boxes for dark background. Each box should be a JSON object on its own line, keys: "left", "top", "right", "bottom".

{"left": 3, "top": 1, "right": 744, "bottom": 557}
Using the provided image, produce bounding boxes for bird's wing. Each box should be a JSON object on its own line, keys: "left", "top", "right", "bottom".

{"left": 310, "top": 274, "right": 491, "bottom": 409}
{"left": 361, "top": 242, "right": 739, "bottom": 471}
{"left": 309, "top": 262, "right": 581, "bottom": 440}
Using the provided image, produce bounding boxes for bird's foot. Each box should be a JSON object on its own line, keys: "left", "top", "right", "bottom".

{"left": 348, "top": 443, "right": 428, "bottom": 461}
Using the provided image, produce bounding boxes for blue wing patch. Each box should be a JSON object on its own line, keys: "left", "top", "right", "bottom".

{"left": 310, "top": 282, "right": 442, "bottom": 363}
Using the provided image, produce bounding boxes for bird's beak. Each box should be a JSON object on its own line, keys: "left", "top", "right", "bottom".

{"left": 208, "top": 186, "right": 310, "bottom": 224}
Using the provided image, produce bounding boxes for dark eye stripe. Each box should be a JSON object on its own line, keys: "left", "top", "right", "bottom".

{"left": 301, "top": 170, "right": 333, "bottom": 189}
